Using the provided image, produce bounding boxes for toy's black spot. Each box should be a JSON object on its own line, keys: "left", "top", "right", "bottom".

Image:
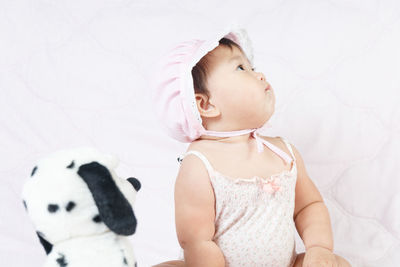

{"left": 65, "top": 201, "right": 76, "bottom": 212}
{"left": 48, "top": 204, "right": 59, "bottom": 213}
{"left": 36, "top": 231, "right": 52, "bottom": 255}
{"left": 56, "top": 253, "right": 68, "bottom": 267}
{"left": 135, "top": 262, "right": 137, "bottom": 267}
{"left": 31, "top": 166, "right": 38, "bottom": 176}
{"left": 92, "top": 214, "right": 102, "bottom": 223}
{"left": 123, "top": 257, "right": 127, "bottom": 265}
{"left": 66, "top": 161, "right": 75, "bottom": 169}
{"left": 22, "top": 200, "right": 28, "bottom": 211}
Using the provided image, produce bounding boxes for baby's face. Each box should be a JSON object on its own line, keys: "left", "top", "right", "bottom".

{"left": 205, "top": 45, "right": 275, "bottom": 129}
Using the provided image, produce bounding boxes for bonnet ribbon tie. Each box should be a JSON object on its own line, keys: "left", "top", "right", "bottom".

{"left": 203, "top": 123, "right": 293, "bottom": 165}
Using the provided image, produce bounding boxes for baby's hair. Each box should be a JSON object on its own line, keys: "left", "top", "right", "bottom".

{"left": 191, "top": 37, "right": 243, "bottom": 98}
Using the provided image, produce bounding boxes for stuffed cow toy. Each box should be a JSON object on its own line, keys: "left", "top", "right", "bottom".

{"left": 21, "top": 147, "right": 141, "bottom": 267}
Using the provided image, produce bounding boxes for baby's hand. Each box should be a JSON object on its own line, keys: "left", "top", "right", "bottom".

{"left": 303, "top": 247, "right": 350, "bottom": 267}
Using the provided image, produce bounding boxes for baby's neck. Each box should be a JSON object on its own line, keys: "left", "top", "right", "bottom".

{"left": 198, "top": 133, "right": 253, "bottom": 144}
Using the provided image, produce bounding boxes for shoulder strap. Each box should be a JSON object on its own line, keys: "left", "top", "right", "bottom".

{"left": 177, "top": 150, "right": 214, "bottom": 174}
{"left": 279, "top": 136, "right": 296, "bottom": 162}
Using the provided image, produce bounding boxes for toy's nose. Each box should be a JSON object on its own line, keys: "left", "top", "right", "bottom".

{"left": 127, "top": 177, "right": 141, "bottom": 192}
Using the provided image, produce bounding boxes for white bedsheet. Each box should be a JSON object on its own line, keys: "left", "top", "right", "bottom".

{"left": 1, "top": 0, "right": 399, "bottom": 266}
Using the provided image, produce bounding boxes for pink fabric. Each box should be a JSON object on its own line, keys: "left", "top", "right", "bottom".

{"left": 177, "top": 136, "right": 298, "bottom": 266}
{"left": 260, "top": 176, "right": 282, "bottom": 194}
{"left": 152, "top": 25, "right": 282, "bottom": 148}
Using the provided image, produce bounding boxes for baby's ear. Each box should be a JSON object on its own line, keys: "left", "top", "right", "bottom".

{"left": 195, "top": 93, "right": 220, "bottom": 118}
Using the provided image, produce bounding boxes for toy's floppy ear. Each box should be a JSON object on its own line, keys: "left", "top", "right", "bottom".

{"left": 36, "top": 232, "right": 53, "bottom": 255}
{"left": 77, "top": 162, "right": 137, "bottom": 235}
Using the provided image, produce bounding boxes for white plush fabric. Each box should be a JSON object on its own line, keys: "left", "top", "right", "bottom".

{"left": 42, "top": 232, "right": 136, "bottom": 267}
{"left": 21, "top": 147, "right": 139, "bottom": 267}
{"left": 1, "top": 1, "right": 399, "bottom": 266}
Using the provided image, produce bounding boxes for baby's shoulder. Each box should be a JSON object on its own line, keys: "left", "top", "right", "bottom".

{"left": 176, "top": 142, "right": 214, "bottom": 193}
{"left": 179, "top": 140, "right": 210, "bottom": 166}
{"left": 261, "top": 135, "right": 288, "bottom": 148}
{"left": 260, "top": 135, "right": 294, "bottom": 158}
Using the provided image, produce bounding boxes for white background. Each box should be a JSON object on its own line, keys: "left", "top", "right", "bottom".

{"left": 1, "top": 0, "right": 399, "bottom": 266}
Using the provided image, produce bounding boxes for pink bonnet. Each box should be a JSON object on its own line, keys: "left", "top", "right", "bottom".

{"left": 152, "top": 25, "right": 255, "bottom": 143}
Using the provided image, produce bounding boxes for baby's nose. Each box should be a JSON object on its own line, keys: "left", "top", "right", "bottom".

{"left": 256, "top": 72, "right": 266, "bottom": 81}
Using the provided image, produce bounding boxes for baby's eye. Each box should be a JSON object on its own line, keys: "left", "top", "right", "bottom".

{"left": 237, "top": 64, "right": 257, "bottom": 72}
{"left": 237, "top": 64, "right": 245, "bottom": 71}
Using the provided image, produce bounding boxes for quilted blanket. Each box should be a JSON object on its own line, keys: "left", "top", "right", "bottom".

{"left": 1, "top": 0, "right": 399, "bottom": 266}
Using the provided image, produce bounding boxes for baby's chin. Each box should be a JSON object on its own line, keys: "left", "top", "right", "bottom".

{"left": 260, "top": 110, "right": 274, "bottom": 127}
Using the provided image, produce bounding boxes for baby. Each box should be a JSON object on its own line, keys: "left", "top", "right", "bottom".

{"left": 152, "top": 27, "right": 351, "bottom": 267}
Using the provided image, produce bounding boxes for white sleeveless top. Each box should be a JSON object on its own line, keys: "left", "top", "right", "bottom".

{"left": 177, "top": 136, "right": 298, "bottom": 267}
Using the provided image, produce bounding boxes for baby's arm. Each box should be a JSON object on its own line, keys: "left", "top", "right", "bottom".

{"left": 291, "top": 144, "right": 333, "bottom": 251}
{"left": 174, "top": 154, "right": 225, "bottom": 267}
